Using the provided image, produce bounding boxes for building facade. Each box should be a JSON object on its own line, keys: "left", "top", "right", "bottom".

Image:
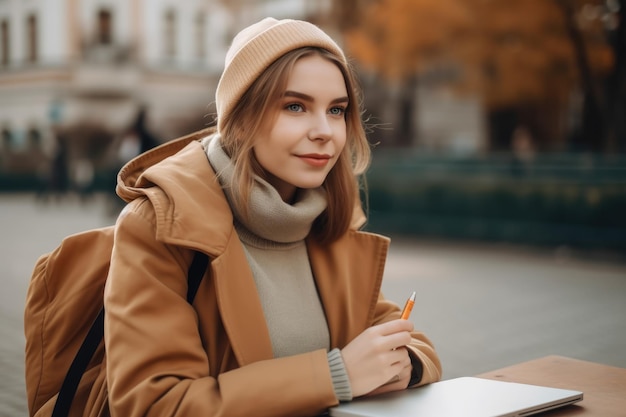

{"left": 0, "top": 0, "right": 329, "bottom": 177}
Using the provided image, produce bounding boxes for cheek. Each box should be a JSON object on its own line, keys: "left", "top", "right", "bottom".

{"left": 336, "top": 128, "right": 348, "bottom": 153}
{"left": 271, "top": 117, "right": 302, "bottom": 140}
{"left": 253, "top": 144, "right": 276, "bottom": 172}
{"left": 339, "top": 131, "right": 348, "bottom": 149}
{"left": 331, "top": 138, "right": 348, "bottom": 170}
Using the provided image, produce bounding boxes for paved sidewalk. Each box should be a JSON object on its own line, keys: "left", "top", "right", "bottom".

{"left": 381, "top": 236, "right": 626, "bottom": 379}
{"left": 2, "top": 193, "right": 625, "bottom": 416}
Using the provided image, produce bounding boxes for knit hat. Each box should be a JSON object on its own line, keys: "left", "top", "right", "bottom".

{"left": 215, "top": 17, "right": 347, "bottom": 133}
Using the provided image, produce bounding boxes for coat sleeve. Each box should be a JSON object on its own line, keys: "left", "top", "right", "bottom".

{"left": 371, "top": 294, "right": 442, "bottom": 387}
{"left": 104, "top": 201, "right": 338, "bottom": 417}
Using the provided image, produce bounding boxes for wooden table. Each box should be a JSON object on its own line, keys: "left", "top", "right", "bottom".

{"left": 477, "top": 355, "right": 626, "bottom": 416}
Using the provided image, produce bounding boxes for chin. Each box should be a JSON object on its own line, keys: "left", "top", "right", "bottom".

{"left": 296, "top": 179, "right": 327, "bottom": 190}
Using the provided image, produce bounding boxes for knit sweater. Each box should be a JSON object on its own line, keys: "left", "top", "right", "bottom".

{"left": 203, "top": 135, "right": 352, "bottom": 401}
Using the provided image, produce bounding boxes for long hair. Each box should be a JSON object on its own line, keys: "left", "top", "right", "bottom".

{"left": 219, "top": 47, "right": 371, "bottom": 244}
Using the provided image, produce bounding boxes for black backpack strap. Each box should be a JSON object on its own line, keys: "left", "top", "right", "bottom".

{"left": 186, "top": 252, "right": 208, "bottom": 303}
{"left": 52, "top": 251, "right": 209, "bottom": 417}
{"left": 52, "top": 308, "right": 104, "bottom": 417}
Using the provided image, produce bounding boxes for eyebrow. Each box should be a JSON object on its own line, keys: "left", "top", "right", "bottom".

{"left": 283, "top": 90, "right": 349, "bottom": 105}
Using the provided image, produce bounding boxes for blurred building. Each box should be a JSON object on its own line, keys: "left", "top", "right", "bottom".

{"left": 0, "top": 0, "right": 331, "bottom": 176}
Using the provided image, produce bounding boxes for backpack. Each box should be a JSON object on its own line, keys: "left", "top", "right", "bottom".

{"left": 24, "top": 225, "right": 208, "bottom": 417}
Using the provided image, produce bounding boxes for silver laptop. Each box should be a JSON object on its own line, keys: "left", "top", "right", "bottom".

{"left": 329, "top": 377, "right": 583, "bottom": 417}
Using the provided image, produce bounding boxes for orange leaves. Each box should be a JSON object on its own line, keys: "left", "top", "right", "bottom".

{"left": 342, "top": 0, "right": 615, "bottom": 109}
{"left": 344, "top": 0, "right": 474, "bottom": 80}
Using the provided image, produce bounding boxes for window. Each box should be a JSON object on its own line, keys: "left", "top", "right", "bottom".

{"left": 1, "top": 20, "right": 9, "bottom": 67}
{"left": 97, "top": 9, "right": 112, "bottom": 45}
{"left": 26, "top": 14, "right": 38, "bottom": 63}
{"left": 195, "top": 13, "right": 206, "bottom": 60}
{"left": 164, "top": 9, "right": 177, "bottom": 58}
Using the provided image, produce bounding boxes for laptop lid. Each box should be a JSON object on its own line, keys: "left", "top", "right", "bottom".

{"left": 329, "top": 377, "right": 583, "bottom": 417}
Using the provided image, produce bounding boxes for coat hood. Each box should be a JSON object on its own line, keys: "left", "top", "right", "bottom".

{"left": 116, "top": 127, "right": 217, "bottom": 203}
{"left": 115, "top": 126, "right": 236, "bottom": 256}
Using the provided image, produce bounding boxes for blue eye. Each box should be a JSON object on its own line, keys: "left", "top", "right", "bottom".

{"left": 286, "top": 103, "right": 304, "bottom": 112}
{"left": 329, "top": 106, "right": 346, "bottom": 116}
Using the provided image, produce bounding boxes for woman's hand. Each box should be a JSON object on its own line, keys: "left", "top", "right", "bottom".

{"left": 365, "top": 351, "right": 412, "bottom": 396}
{"left": 340, "top": 319, "right": 413, "bottom": 397}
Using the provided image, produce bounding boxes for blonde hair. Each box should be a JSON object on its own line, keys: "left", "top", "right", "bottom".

{"left": 220, "top": 47, "right": 371, "bottom": 244}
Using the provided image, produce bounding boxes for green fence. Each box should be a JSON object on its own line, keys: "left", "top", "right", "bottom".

{"left": 364, "top": 151, "right": 626, "bottom": 252}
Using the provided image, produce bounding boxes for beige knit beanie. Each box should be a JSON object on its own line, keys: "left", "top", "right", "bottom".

{"left": 215, "top": 17, "right": 347, "bottom": 133}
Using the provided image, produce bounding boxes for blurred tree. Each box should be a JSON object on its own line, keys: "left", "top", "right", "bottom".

{"left": 343, "top": 0, "right": 475, "bottom": 145}
{"left": 341, "top": 0, "right": 617, "bottom": 152}
{"left": 330, "top": 0, "right": 372, "bottom": 30}
{"left": 603, "top": 0, "right": 626, "bottom": 153}
{"left": 555, "top": 0, "right": 615, "bottom": 151}
{"left": 472, "top": 0, "right": 613, "bottom": 151}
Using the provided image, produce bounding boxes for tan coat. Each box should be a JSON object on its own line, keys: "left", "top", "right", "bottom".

{"left": 103, "top": 128, "right": 442, "bottom": 417}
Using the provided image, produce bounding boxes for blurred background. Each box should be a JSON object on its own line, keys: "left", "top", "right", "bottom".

{"left": 0, "top": 0, "right": 625, "bottom": 252}
{"left": 1, "top": 0, "right": 626, "bottom": 416}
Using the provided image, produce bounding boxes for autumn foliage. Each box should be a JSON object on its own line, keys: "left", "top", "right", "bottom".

{"left": 342, "top": 0, "right": 614, "bottom": 110}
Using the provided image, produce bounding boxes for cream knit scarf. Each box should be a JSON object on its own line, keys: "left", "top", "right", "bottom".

{"left": 202, "top": 134, "right": 330, "bottom": 356}
{"left": 203, "top": 134, "right": 327, "bottom": 243}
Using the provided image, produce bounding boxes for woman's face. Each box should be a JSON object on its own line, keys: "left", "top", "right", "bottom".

{"left": 253, "top": 54, "right": 348, "bottom": 202}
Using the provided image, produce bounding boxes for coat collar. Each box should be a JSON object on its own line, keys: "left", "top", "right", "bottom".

{"left": 119, "top": 133, "right": 275, "bottom": 363}
{"left": 308, "top": 231, "right": 390, "bottom": 349}
{"left": 117, "top": 127, "right": 234, "bottom": 258}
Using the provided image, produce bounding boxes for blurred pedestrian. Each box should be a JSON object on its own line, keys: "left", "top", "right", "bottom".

{"left": 130, "top": 105, "right": 160, "bottom": 154}
{"left": 38, "top": 132, "right": 69, "bottom": 202}
{"left": 103, "top": 17, "right": 441, "bottom": 417}
{"left": 105, "top": 106, "right": 160, "bottom": 214}
{"left": 72, "top": 158, "right": 94, "bottom": 202}
{"left": 115, "top": 105, "right": 160, "bottom": 167}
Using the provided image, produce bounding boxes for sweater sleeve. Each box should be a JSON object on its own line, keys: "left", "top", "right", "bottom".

{"left": 327, "top": 348, "right": 353, "bottom": 401}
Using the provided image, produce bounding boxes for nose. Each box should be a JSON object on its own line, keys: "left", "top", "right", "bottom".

{"left": 308, "top": 113, "right": 332, "bottom": 142}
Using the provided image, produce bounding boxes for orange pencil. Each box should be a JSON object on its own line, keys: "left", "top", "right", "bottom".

{"left": 400, "top": 291, "right": 416, "bottom": 320}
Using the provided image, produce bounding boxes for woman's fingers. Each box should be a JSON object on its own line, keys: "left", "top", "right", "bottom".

{"left": 374, "top": 319, "right": 414, "bottom": 336}
{"left": 366, "top": 320, "right": 413, "bottom": 351}
{"left": 367, "top": 359, "right": 413, "bottom": 396}
{"left": 341, "top": 320, "right": 415, "bottom": 397}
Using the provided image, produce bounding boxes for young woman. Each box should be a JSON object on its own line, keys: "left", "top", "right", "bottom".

{"left": 104, "top": 17, "right": 442, "bottom": 417}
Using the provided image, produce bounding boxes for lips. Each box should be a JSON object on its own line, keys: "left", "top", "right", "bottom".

{"left": 297, "top": 154, "right": 332, "bottom": 168}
